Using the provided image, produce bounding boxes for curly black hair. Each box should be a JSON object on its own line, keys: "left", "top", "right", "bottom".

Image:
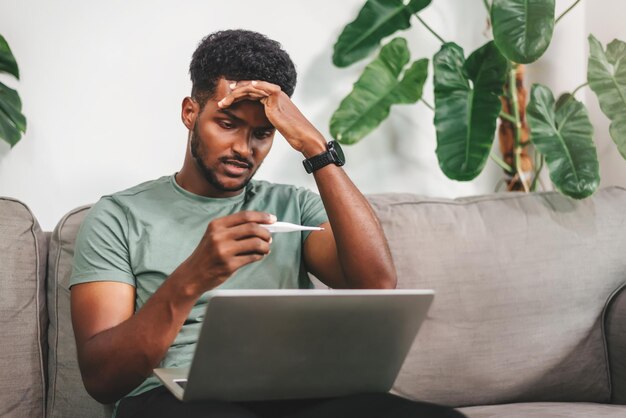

{"left": 189, "top": 29, "right": 297, "bottom": 109}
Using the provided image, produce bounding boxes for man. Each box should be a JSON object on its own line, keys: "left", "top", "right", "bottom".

{"left": 70, "top": 30, "right": 464, "bottom": 418}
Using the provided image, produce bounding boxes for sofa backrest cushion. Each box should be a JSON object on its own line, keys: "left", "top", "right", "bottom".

{"left": 369, "top": 187, "right": 626, "bottom": 407}
{"left": 0, "top": 197, "right": 47, "bottom": 418}
{"left": 47, "top": 205, "right": 111, "bottom": 418}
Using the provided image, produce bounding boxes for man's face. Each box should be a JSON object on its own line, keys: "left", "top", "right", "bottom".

{"left": 189, "top": 79, "right": 275, "bottom": 197}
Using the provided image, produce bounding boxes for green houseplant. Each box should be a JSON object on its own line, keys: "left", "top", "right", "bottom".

{"left": 330, "top": 0, "right": 626, "bottom": 199}
{"left": 0, "top": 34, "right": 26, "bottom": 147}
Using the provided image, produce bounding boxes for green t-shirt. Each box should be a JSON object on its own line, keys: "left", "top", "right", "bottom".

{"left": 70, "top": 174, "right": 328, "bottom": 400}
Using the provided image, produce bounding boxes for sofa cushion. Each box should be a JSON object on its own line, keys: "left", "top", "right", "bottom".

{"left": 367, "top": 187, "right": 626, "bottom": 407}
{"left": 458, "top": 402, "right": 626, "bottom": 417}
{"left": 47, "top": 205, "right": 111, "bottom": 418}
{"left": 0, "top": 197, "right": 47, "bottom": 417}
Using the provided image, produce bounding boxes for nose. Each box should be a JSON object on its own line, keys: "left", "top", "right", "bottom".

{"left": 231, "top": 131, "right": 254, "bottom": 158}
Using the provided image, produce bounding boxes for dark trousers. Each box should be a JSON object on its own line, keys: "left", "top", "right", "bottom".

{"left": 116, "top": 386, "right": 466, "bottom": 418}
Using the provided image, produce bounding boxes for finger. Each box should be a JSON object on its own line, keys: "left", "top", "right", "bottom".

{"left": 249, "top": 80, "right": 282, "bottom": 95}
{"left": 232, "top": 80, "right": 281, "bottom": 94}
{"left": 218, "top": 93, "right": 266, "bottom": 108}
{"left": 226, "top": 222, "right": 272, "bottom": 243}
{"left": 231, "top": 236, "right": 271, "bottom": 256}
{"left": 218, "top": 87, "right": 269, "bottom": 108}
{"left": 227, "top": 82, "right": 273, "bottom": 98}
{"left": 228, "top": 85, "right": 270, "bottom": 98}
{"left": 230, "top": 253, "right": 266, "bottom": 270}
{"left": 218, "top": 211, "right": 276, "bottom": 228}
{"left": 229, "top": 80, "right": 282, "bottom": 96}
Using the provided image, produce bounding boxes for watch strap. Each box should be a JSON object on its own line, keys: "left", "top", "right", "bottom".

{"left": 302, "top": 141, "right": 345, "bottom": 174}
{"left": 304, "top": 150, "right": 334, "bottom": 173}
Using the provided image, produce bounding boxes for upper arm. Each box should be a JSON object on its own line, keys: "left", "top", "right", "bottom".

{"left": 303, "top": 222, "right": 347, "bottom": 288}
{"left": 71, "top": 281, "right": 135, "bottom": 349}
{"left": 70, "top": 198, "right": 137, "bottom": 347}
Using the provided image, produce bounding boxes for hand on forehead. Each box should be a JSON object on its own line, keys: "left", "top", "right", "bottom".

{"left": 217, "top": 78, "right": 283, "bottom": 109}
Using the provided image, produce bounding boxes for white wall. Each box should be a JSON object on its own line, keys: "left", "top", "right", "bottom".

{"left": 585, "top": 0, "right": 626, "bottom": 191}
{"left": 0, "top": 0, "right": 624, "bottom": 230}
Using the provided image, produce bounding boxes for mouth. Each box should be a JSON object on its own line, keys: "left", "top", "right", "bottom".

{"left": 221, "top": 159, "right": 252, "bottom": 177}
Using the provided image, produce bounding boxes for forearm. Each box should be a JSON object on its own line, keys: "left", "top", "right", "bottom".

{"left": 313, "top": 165, "right": 396, "bottom": 289}
{"left": 74, "top": 212, "right": 273, "bottom": 404}
{"left": 77, "top": 262, "right": 200, "bottom": 403}
{"left": 223, "top": 81, "right": 396, "bottom": 288}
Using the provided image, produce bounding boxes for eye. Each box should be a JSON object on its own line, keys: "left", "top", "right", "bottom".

{"left": 254, "top": 129, "right": 274, "bottom": 140}
{"left": 218, "top": 120, "right": 234, "bottom": 129}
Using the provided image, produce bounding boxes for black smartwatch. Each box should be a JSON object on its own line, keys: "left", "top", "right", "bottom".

{"left": 302, "top": 141, "right": 346, "bottom": 174}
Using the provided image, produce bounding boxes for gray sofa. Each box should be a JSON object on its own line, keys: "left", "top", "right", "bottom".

{"left": 2, "top": 186, "right": 626, "bottom": 418}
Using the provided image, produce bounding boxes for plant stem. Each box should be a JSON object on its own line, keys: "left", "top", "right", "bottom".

{"left": 559, "top": 81, "right": 589, "bottom": 110}
{"left": 421, "top": 98, "right": 434, "bottom": 111}
{"left": 530, "top": 154, "right": 545, "bottom": 191}
{"left": 508, "top": 65, "right": 530, "bottom": 193}
{"left": 415, "top": 15, "right": 446, "bottom": 44}
{"left": 499, "top": 111, "right": 516, "bottom": 124}
{"left": 555, "top": 0, "right": 582, "bottom": 25}
{"left": 490, "top": 153, "right": 513, "bottom": 173}
{"left": 572, "top": 81, "right": 589, "bottom": 98}
{"left": 483, "top": 0, "right": 491, "bottom": 12}
{"left": 514, "top": 151, "right": 529, "bottom": 192}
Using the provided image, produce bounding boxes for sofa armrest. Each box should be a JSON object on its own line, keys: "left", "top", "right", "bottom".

{"left": 605, "top": 283, "right": 626, "bottom": 404}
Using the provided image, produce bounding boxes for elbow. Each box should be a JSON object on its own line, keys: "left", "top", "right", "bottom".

{"left": 384, "top": 278, "right": 397, "bottom": 289}
{"left": 376, "top": 256, "right": 397, "bottom": 289}
{"left": 367, "top": 264, "right": 397, "bottom": 289}
{"left": 83, "top": 378, "right": 121, "bottom": 405}
{"left": 371, "top": 245, "right": 397, "bottom": 289}
{"left": 360, "top": 258, "right": 396, "bottom": 289}
{"left": 77, "top": 356, "right": 123, "bottom": 404}
{"left": 80, "top": 365, "right": 143, "bottom": 404}
{"left": 379, "top": 272, "right": 397, "bottom": 289}
{"left": 77, "top": 345, "right": 153, "bottom": 404}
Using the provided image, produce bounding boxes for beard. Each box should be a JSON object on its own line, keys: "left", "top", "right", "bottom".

{"left": 189, "top": 122, "right": 259, "bottom": 193}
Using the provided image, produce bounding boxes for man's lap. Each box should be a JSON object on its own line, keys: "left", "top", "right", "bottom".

{"left": 116, "top": 386, "right": 466, "bottom": 418}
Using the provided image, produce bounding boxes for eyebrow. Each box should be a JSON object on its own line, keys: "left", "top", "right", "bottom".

{"left": 217, "top": 108, "right": 243, "bottom": 123}
{"left": 217, "top": 108, "right": 275, "bottom": 130}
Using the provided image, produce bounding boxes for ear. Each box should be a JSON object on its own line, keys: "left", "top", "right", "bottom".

{"left": 181, "top": 97, "right": 199, "bottom": 130}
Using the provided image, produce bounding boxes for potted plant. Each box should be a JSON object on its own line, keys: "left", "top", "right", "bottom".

{"left": 330, "top": 0, "right": 626, "bottom": 199}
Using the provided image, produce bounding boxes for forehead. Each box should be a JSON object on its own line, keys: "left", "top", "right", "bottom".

{"left": 212, "top": 78, "right": 233, "bottom": 99}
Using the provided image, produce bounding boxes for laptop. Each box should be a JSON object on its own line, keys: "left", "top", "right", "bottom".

{"left": 154, "top": 289, "right": 434, "bottom": 402}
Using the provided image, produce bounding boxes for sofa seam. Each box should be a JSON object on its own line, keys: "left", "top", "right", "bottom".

{"left": 49, "top": 205, "right": 92, "bottom": 418}
{"left": 602, "top": 281, "right": 626, "bottom": 404}
{"left": 0, "top": 197, "right": 47, "bottom": 417}
{"left": 369, "top": 186, "right": 626, "bottom": 208}
{"left": 32, "top": 205, "right": 46, "bottom": 418}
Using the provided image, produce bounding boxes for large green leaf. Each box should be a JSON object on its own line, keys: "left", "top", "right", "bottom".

{"left": 0, "top": 35, "right": 25, "bottom": 147}
{"left": 588, "top": 35, "right": 626, "bottom": 160}
{"left": 330, "top": 38, "right": 428, "bottom": 145}
{"left": 527, "top": 84, "right": 599, "bottom": 199}
{"left": 491, "top": 0, "right": 555, "bottom": 64}
{"left": 433, "top": 41, "right": 508, "bottom": 181}
{"left": 333, "top": 0, "right": 431, "bottom": 68}
{"left": 0, "top": 81, "right": 26, "bottom": 147}
{"left": 0, "top": 34, "right": 19, "bottom": 79}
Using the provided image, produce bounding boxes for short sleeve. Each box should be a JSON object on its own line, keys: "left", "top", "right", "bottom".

{"left": 297, "top": 187, "right": 328, "bottom": 243}
{"left": 69, "top": 197, "right": 136, "bottom": 288}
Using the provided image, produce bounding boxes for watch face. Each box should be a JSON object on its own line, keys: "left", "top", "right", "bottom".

{"left": 330, "top": 141, "right": 346, "bottom": 165}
